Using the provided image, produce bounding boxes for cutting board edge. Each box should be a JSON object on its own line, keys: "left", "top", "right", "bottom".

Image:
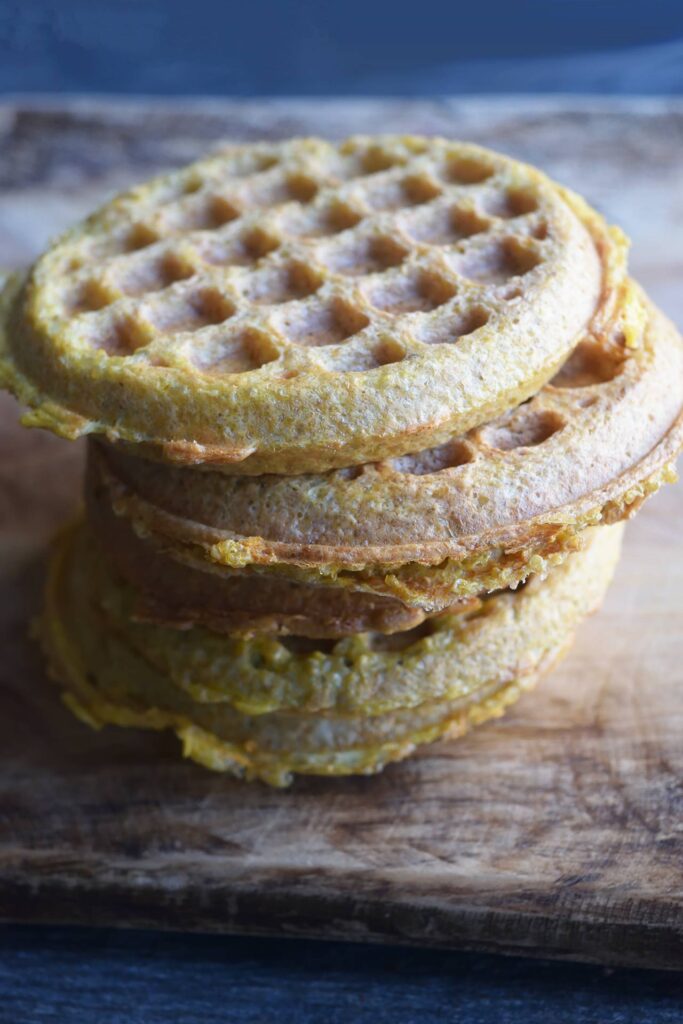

{"left": 2, "top": 876, "right": 681, "bottom": 970}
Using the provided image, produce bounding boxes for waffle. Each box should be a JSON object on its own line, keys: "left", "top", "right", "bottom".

{"left": 87, "top": 479, "right": 465, "bottom": 637}
{"left": 92, "top": 297, "right": 683, "bottom": 613}
{"left": 41, "top": 523, "right": 622, "bottom": 784}
{"left": 0, "top": 135, "right": 621, "bottom": 474}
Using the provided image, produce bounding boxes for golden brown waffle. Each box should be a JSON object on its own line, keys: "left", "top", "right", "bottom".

{"left": 93, "top": 297, "right": 683, "bottom": 612}
{"left": 41, "top": 522, "right": 623, "bottom": 785}
{"left": 0, "top": 136, "right": 620, "bottom": 473}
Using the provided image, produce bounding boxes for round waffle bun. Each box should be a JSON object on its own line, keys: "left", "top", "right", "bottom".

{"left": 41, "top": 523, "right": 622, "bottom": 786}
{"left": 92, "top": 297, "right": 683, "bottom": 613}
{"left": 0, "top": 136, "right": 622, "bottom": 474}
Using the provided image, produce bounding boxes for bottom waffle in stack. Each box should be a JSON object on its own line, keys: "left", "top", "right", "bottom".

{"left": 41, "top": 520, "right": 623, "bottom": 787}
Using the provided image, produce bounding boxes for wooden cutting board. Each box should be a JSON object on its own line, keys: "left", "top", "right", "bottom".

{"left": 0, "top": 98, "right": 682, "bottom": 970}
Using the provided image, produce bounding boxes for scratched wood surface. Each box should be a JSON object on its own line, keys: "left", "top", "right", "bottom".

{"left": 0, "top": 98, "right": 682, "bottom": 969}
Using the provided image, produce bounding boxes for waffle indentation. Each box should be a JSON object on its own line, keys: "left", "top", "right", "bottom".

{"left": 148, "top": 287, "right": 236, "bottom": 334}
{"left": 455, "top": 238, "right": 542, "bottom": 284}
{"left": 69, "top": 278, "right": 117, "bottom": 313}
{"left": 372, "top": 338, "right": 407, "bottom": 367}
{"left": 445, "top": 155, "right": 495, "bottom": 184}
{"left": 125, "top": 223, "right": 161, "bottom": 252}
{"left": 286, "top": 200, "right": 363, "bottom": 238}
{"left": 277, "top": 298, "right": 370, "bottom": 347}
{"left": 551, "top": 340, "right": 623, "bottom": 388}
{"left": 250, "top": 172, "right": 320, "bottom": 208}
{"left": 241, "top": 261, "right": 323, "bottom": 305}
{"left": 323, "top": 235, "right": 408, "bottom": 277}
{"left": 91, "top": 313, "right": 154, "bottom": 356}
{"left": 164, "top": 194, "right": 241, "bottom": 232}
{"left": 115, "top": 252, "right": 197, "bottom": 297}
{"left": 486, "top": 186, "right": 540, "bottom": 219}
{"left": 405, "top": 205, "right": 490, "bottom": 245}
{"left": 366, "top": 270, "right": 457, "bottom": 315}
{"left": 192, "top": 328, "right": 280, "bottom": 375}
{"left": 199, "top": 225, "right": 281, "bottom": 268}
{"left": 417, "top": 305, "right": 490, "bottom": 344}
{"left": 354, "top": 144, "right": 405, "bottom": 176}
{"left": 366, "top": 174, "right": 442, "bottom": 211}
{"left": 390, "top": 439, "right": 474, "bottom": 474}
{"left": 480, "top": 409, "right": 565, "bottom": 450}
{"left": 285, "top": 173, "right": 320, "bottom": 204}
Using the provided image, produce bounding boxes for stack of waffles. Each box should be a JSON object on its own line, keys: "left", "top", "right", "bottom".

{"left": 2, "top": 136, "right": 682, "bottom": 786}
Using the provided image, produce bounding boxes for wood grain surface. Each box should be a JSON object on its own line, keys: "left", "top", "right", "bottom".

{"left": 0, "top": 98, "right": 682, "bottom": 969}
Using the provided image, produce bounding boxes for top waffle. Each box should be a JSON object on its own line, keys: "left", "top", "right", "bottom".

{"left": 1, "top": 136, "right": 618, "bottom": 473}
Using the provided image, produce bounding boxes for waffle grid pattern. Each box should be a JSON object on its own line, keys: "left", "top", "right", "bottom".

{"left": 50, "top": 138, "right": 556, "bottom": 377}
{"left": 368, "top": 334, "right": 626, "bottom": 473}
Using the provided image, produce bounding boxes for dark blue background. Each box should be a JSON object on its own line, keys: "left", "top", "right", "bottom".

{"left": 0, "top": 0, "right": 682, "bottom": 95}
{"left": 3, "top": 926, "right": 683, "bottom": 1023}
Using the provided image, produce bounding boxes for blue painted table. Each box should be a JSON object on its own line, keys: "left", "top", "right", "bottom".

{"left": 2, "top": 925, "right": 683, "bottom": 1023}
